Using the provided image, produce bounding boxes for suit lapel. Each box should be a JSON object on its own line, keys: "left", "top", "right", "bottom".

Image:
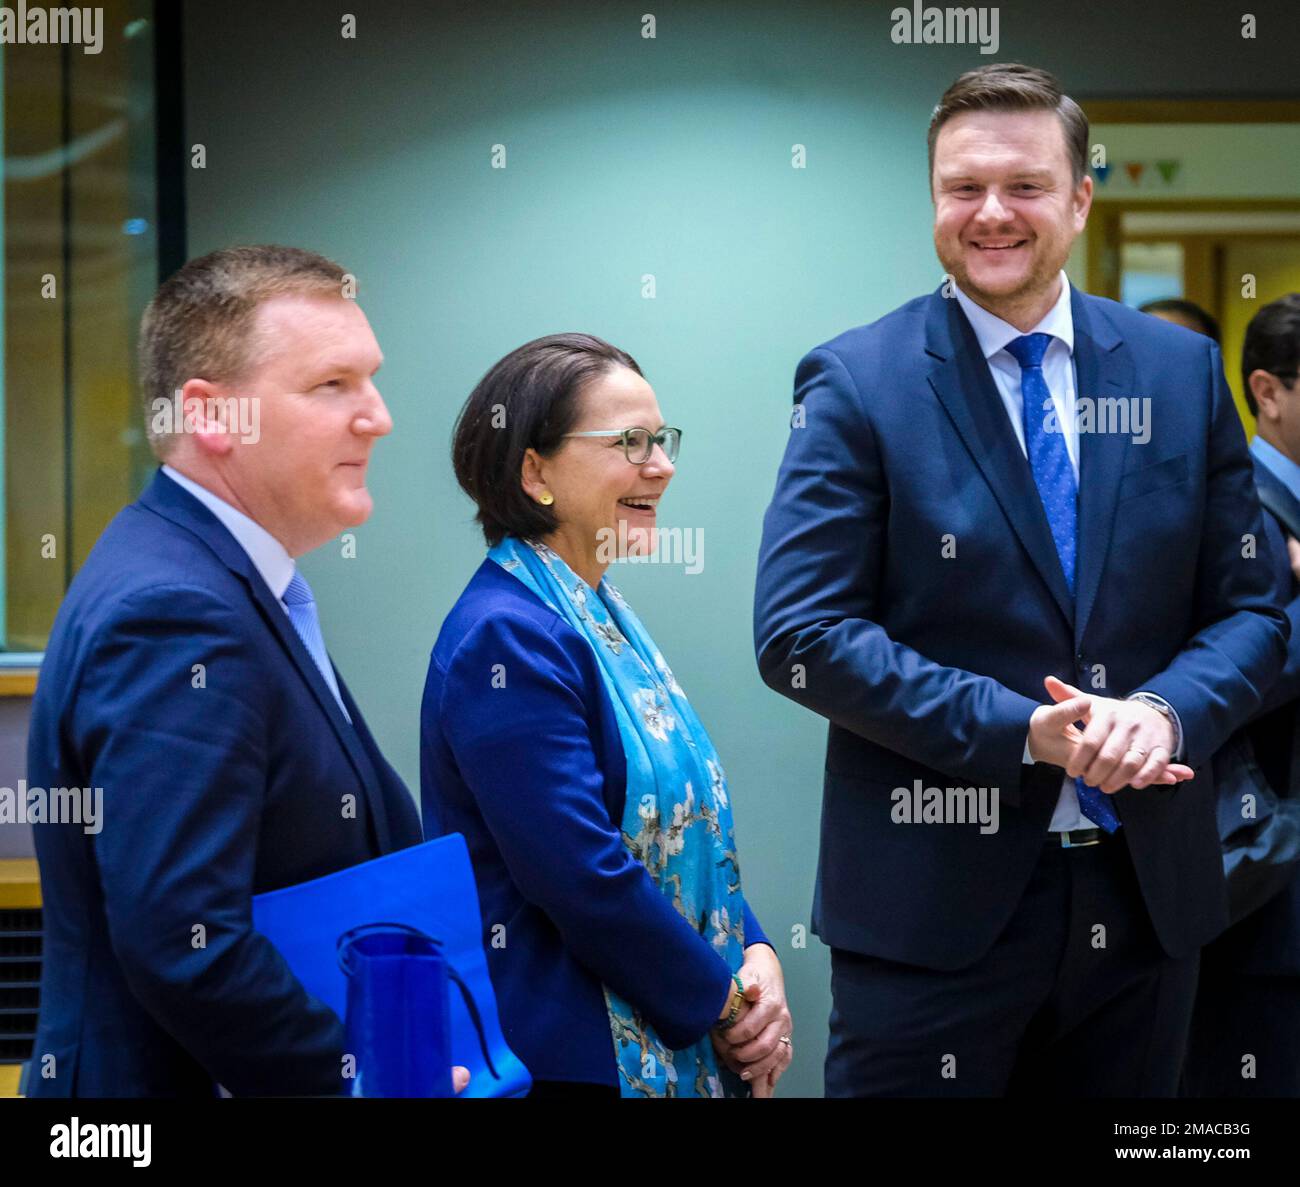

{"left": 335, "top": 673, "right": 397, "bottom": 852}
{"left": 925, "top": 289, "right": 1074, "bottom": 628}
{"left": 1255, "top": 457, "right": 1300, "bottom": 542}
{"left": 1071, "top": 291, "right": 1134, "bottom": 648}
{"left": 139, "top": 470, "right": 392, "bottom": 853}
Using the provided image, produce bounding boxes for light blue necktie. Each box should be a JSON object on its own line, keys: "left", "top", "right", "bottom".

{"left": 1005, "top": 332, "right": 1119, "bottom": 833}
{"left": 282, "top": 571, "right": 352, "bottom": 724}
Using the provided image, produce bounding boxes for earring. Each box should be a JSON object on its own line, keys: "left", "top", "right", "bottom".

{"left": 538, "top": 491, "right": 554, "bottom": 506}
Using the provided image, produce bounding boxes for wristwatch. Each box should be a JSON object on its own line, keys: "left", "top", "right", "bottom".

{"left": 1127, "top": 691, "right": 1183, "bottom": 758}
{"left": 716, "top": 973, "right": 745, "bottom": 1030}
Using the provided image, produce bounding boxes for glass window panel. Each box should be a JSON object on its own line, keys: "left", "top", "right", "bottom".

{"left": 2, "top": 2, "right": 160, "bottom": 654}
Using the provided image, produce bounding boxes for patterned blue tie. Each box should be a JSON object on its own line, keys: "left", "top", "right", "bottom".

{"left": 1005, "top": 332, "right": 1119, "bottom": 833}
{"left": 282, "top": 571, "right": 352, "bottom": 723}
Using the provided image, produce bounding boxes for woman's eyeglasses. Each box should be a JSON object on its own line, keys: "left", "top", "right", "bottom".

{"left": 562, "top": 426, "right": 682, "bottom": 465}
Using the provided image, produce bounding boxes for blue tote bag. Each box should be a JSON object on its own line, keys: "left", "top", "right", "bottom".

{"left": 252, "top": 833, "right": 531, "bottom": 1098}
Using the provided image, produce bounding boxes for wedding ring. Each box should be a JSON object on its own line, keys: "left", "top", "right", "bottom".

{"left": 779, "top": 1034, "right": 792, "bottom": 1046}
{"left": 1127, "top": 747, "right": 1147, "bottom": 759}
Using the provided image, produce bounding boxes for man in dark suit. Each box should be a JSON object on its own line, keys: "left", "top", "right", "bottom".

{"left": 1184, "top": 293, "right": 1300, "bottom": 1096}
{"left": 754, "top": 64, "right": 1289, "bottom": 1097}
{"left": 26, "top": 246, "right": 427, "bottom": 1096}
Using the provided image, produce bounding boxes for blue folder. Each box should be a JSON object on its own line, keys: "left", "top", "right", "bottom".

{"left": 251, "top": 833, "right": 531, "bottom": 1098}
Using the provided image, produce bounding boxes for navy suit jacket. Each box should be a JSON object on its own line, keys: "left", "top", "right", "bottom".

{"left": 421, "top": 559, "right": 769, "bottom": 1086}
{"left": 27, "top": 470, "right": 421, "bottom": 1096}
{"left": 1206, "top": 457, "right": 1300, "bottom": 977}
{"left": 755, "top": 283, "right": 1289, "bottom": 970}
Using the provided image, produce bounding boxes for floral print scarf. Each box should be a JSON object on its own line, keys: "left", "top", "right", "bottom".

{"left": 489, "top": 536, "right": 749, "bottom": 1097}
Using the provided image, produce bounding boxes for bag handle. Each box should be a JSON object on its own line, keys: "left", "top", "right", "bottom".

{"left": 336, "top": 921, "right": 433, "bottom": 973}
{"left": 337, "top": 921, "right": 501, "bottom": 1080}
{"left": 445, "top": 966, "right": 501, "bottom": 1080}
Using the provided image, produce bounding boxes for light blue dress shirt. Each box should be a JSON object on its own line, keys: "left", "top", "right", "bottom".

{"left": 162, "top": 464, "right": 295, "bottom": 598}
{"left": 1252, "top": 436, "right": 1300, "bottom": 503}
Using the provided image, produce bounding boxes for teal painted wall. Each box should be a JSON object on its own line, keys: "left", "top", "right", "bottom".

{"left": 184, "top": 0, "right": 1299, "bottom": 1096}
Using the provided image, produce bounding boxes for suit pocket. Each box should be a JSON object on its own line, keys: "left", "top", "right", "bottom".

{"left": 1117, "top": 452, "right": 1189, "bottom": 502}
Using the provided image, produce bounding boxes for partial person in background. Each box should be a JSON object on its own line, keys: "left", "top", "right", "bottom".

{"left": 1139, "top": 298, "right": 1221, "bottom": 344}
{"left": 1184, "top": 293, "right": 1300, "bottom": 1097}
{"left": 423, "top": 333, "right": 792, "bottom": 1098}
{"left": 25, "top": 246, "right": 460, "bottom": 1096}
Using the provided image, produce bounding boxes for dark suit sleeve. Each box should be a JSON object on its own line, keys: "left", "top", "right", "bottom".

{"left": 1137, "top": 343, "right": 1290, "bottom": 767}
{"left": 438, "top": 610, "right": 734, "bottom": 1050}
{"left": 74, "top": 585, "right": 346, "bottom": 1096}
{"left": 755, "top": 346, "right": 1041, "bottom": 795}
{"left": 1252, "top": 502, "right": 1300, "bottom": 717}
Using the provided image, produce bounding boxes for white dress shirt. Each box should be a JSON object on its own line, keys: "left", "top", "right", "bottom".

{"left": 951, "top": 273, "right": 1181, "bottom": 831}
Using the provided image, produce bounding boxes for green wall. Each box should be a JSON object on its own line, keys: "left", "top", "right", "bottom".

{"left": 184, "top": 0, "right": 1299, "bottom": 1096}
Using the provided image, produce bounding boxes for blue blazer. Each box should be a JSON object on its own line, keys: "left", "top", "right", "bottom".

{"left": 421, "top": 559, "right": 769, "bottom": 1086}
{"left": 26, "top": 470, "right": 421, "bottom": 1096}
{"left": 755, "top": 283, "right": 1290, "bottom": 970}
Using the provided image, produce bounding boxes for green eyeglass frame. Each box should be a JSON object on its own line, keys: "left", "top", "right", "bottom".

{"left": 562, "top": 426, "right": 682, "bottom": 464}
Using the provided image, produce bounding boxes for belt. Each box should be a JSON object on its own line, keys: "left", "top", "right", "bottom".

{"left": 1050, "top": 827, "right": 1105, "bottom": 848}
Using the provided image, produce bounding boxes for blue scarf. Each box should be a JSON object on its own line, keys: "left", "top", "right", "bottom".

{"left": 489, "top": 536, "right": 750, "bottom": 1098}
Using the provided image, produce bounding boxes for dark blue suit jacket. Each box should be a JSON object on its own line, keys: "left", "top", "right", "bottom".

{"left": 755, "top": 283, "right": 1289, "bottom": 970}
{"left": 26, "top": 470, "right": 421, "bottom": 1096}
{"left": 421, "top": 559, "right": 769, "bottom": 1086}
{"left": 1206, "top": 457, "right": 1300, "bottom": 977}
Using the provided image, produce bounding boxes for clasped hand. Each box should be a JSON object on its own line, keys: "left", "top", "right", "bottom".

{"left": 710, "top": 945, "right": 793, "bottom": 1098}
{"left": 1028, "top": 675, "right": 1193, "bottom": 793}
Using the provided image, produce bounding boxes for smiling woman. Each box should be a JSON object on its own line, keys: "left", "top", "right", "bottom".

{"left": 451, "top": 335, "right": 643, "bottom": 545}
{"left": 425, "top": 332, "right": 793, "bottom": 1097}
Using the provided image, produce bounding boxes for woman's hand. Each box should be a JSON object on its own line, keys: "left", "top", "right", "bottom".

{"left": 712, "top": 944, "right": 793, "bottom": 1095}
{"left": 453, "top": 1066, "right": 470, "bottom": 1094}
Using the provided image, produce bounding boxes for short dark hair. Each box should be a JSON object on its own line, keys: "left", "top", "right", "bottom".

{"left": 452, "top": 333, "right": 643, "bottom": 547}
{"left": 1241, "top": 294, "right": 1300, "bottom": 418}
{"left": 140, "top": 245, "right": 349, "bottom": 458}
{"left": 928, "top": 62, "right": 1089, "bottom": 189}
{"left": 1138, "top": 298, "right": 1221, "bottom": 344}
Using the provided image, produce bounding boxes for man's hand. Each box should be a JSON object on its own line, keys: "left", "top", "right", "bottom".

{"left": 1027, "top": 683, "right": 1092, "bottom": 769}
{"left": 1040, "top": 676, "right": 1194, "bottom": 792}
{"left": 1287, "top": 535, "right": 1300, "bottom": 585}
{"left": 710, "top": 945, "right": 793, "bottom": 1097}
{"left": 453, "top": 1066, "right": 470, "bottom": 1094}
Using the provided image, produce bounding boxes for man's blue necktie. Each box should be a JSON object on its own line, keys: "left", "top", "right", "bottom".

{"left": 283, "top": 571, "right": 352, "bottom": 724}
{"left": 1005, "top": 332, "right": 1119, "bottom": 833}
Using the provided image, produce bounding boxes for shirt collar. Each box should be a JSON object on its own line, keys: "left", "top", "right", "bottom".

{"left": 161, "top": 465, "right": 296, "bottom": 600}
{"left": 952, "top": 269, "right": 1075, "bottom": 362}
{"left": 1251, "top": 437, "right": 1300, "bottom": 505}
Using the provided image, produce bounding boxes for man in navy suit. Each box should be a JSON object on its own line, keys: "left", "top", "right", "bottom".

{"left": 754, "top": 64, "right": 1289, "bottom": 1097}
{"left": 26, "top": 246, "right": 427, "bottom": 1096}
{"left": 1184, "top": 293, "right": 1300, "bottom": 1096}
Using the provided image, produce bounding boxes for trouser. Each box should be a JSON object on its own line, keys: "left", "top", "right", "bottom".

{"left": 825, "top": 831, "right": 1200, "bottom": 1097}
{"left": 1182, "top": 968, "right": 1300, "bottom": 1097}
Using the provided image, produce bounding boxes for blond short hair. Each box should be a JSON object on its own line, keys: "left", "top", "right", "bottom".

{"left": 139, "top": 244, "right": 350, "bottom": 458}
